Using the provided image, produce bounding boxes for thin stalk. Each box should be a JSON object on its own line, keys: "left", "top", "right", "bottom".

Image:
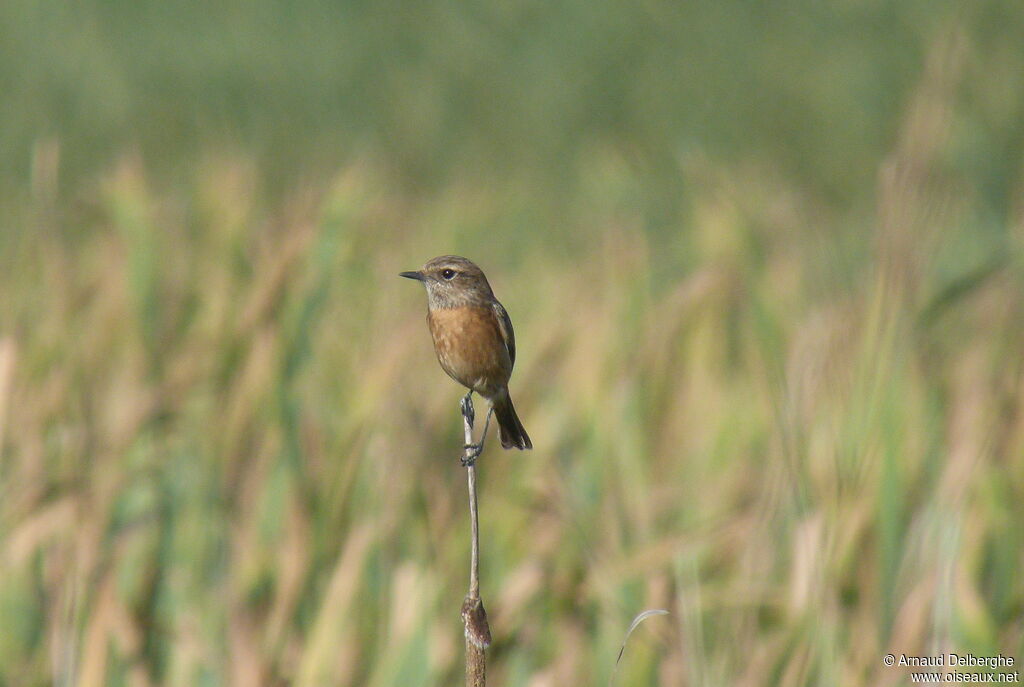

{"left": 460, "top": 393, "right": 491, "bottom": 686}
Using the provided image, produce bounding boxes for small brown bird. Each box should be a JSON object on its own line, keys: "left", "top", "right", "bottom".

{"left": 401, "top": 255, "right": 532, "bottom": 452}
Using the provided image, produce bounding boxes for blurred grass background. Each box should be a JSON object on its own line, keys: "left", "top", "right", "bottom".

{"left": 1, "top": 1, "right": 1023, "bottom": 685}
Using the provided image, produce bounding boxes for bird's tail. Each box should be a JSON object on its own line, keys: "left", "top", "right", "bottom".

{"left": 493, "top": 393, "right": 532, "bottom": 450}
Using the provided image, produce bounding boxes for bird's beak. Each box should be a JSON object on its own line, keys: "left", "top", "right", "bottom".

{"left": 399, "top": 270, "right": 426, "bottom": 281}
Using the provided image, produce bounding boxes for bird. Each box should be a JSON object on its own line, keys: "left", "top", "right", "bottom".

{"left": 400, "top": 255, "right": 532, "bottom": 454}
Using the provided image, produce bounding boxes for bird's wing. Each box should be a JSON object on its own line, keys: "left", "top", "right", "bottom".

{"left": 492, "top": 300, "right": 516, "bottom": 367}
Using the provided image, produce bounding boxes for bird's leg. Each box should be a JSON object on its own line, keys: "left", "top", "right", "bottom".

{"left": 460, "top": 391, "right": 477, "bottom": 466}
{"left": 464, "top": 409, "right": 495, "bottom": 466}
{"left": 477, "top": 407, "right": 494, "bottom": 447}
{"left": 460, "top": 391, "right": 475, "bottom": 427}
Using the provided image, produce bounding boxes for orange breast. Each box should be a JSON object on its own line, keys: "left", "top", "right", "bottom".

{"left": 427, "top": 306, "right": 511, "bottom": 396}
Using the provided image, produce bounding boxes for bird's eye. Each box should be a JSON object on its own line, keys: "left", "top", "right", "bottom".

{"left": 441, "top": 269, "right": 456, "bottom": 280}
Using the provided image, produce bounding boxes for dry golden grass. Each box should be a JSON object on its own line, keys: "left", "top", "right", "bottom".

{"left": 1, "top": 25, "right": 1022, "bottom": 687}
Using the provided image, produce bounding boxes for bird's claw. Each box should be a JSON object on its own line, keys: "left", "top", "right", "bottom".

{"left": 462, "top": 443, "right": 482, "bottom": 467}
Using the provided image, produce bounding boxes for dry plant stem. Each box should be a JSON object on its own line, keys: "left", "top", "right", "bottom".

{"left": 460, "top": 393, "right": 491, "bottom": 687}
{"left": 467, "top": 464, "right": 481, "bottom": 600}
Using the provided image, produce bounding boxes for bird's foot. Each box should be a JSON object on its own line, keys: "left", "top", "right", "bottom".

{"left": 461, "top": 443, "right": 483, "bottom": 467}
